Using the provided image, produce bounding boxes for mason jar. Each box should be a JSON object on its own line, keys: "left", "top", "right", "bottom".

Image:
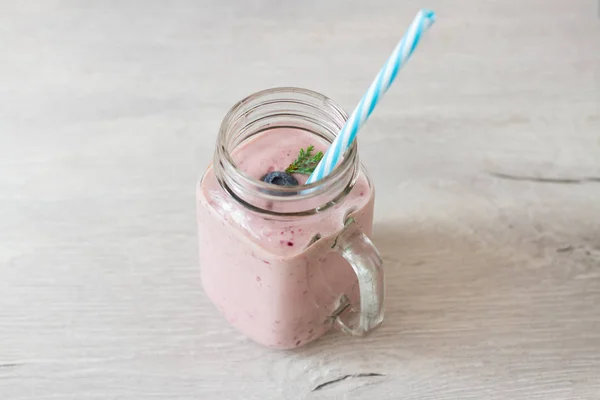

{"left": 197, "top": 87, "right": 384, "bottom": 349}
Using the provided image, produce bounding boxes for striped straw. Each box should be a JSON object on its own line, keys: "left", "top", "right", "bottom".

{"left": 306, "top": 9, "right": 436, "bottom": 184}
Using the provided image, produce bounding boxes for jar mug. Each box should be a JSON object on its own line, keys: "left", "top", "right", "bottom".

{"left": 197, "top": 87, "right": 385, "bottom": 349}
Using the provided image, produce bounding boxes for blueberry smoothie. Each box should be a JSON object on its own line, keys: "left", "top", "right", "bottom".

{"left": 197, "top": 127, "right": 374, "bottom": 349}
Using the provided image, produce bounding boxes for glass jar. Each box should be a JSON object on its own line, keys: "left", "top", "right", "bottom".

{"left": 197, "top": 87, "right": 384, "bottom": 349}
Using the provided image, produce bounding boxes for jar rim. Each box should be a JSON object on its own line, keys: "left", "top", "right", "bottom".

{"left": 216, "top": 87, "right": 358, "bottom": 207}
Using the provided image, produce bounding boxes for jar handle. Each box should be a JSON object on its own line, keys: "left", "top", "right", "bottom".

{"left": 331, "top": 217, "right": 385, "bottom": 335}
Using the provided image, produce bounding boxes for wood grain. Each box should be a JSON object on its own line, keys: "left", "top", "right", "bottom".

{"left": 1, "top": 0, "right": 599, "bottom": 399}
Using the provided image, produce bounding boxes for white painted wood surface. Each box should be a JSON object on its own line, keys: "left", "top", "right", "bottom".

{"left": 1, "top": 1, "right": 599, "bottom": 399}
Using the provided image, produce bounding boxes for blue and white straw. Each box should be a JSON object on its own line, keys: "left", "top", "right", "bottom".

{"left": 306, "top": 9, "right": 436, "bottom": 184}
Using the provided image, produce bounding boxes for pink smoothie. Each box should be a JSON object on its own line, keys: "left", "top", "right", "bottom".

{"left": 197, "top": 127, "right": 374, "bottom": 349}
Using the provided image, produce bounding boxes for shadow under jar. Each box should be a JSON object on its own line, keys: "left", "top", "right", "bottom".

{"left": 197, "top": 87, "right": 384, "bottom": 349}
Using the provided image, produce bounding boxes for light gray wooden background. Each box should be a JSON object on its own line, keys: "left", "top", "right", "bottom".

{"left": 1, "top": 0, "right": 599, "bottom": 399}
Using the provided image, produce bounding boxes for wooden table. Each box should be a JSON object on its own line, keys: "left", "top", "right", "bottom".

{"left": 1, "top": 1, "right": 599, "bottom": 398}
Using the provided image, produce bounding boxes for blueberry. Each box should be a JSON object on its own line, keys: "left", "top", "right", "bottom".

{"left": 261, "top": 171, "right": 298, "bottom": 187}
